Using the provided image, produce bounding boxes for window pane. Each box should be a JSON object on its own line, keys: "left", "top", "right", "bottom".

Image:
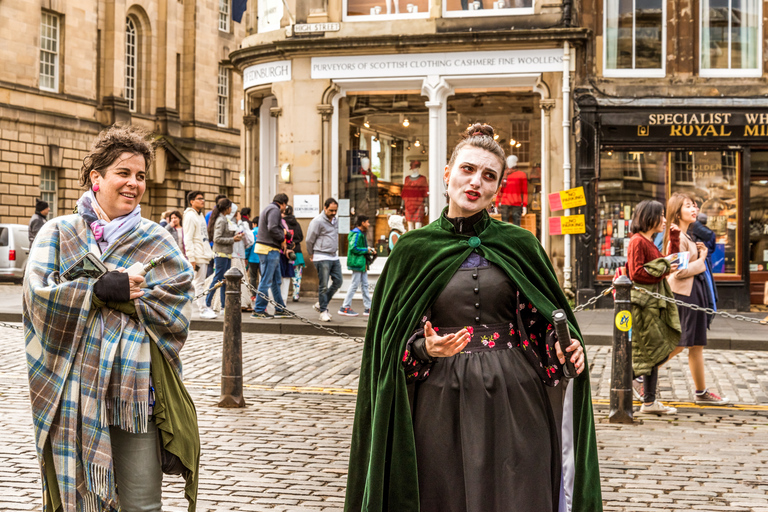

{"left": 596, "top": 151, "right": 667, "bottom": 278}
{"left": 702, "top": 0, "right": 730, "bottom": 69}
{"left": 605, "top": 0, "right": 634, "bottom": 69}
{"left": 125, "top": 18, "right": 137, "bottom": 112}
{"left": 445, "top": 0, "right": 532, "bottom": 12}
{"left": 347, "top": 0, "right": 429, "bottom": 16}
{"left": 670, "top": 151, "right": 739, "bottom": 274}
{"left": 731, "top": 0, "right": 759, "bottom": 69}
{"left": 635, "top": 0, "right": 663, "bottom": 68}
{"left": 39, "top": 12, "right": 59, "bottom": 92}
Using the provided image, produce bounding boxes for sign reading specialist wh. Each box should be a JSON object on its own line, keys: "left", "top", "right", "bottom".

{"left": 243, "top": 60, "right": 292, "bottom": 89}
{"left": 310, "top": 49, "right": 564, "bottom": 80}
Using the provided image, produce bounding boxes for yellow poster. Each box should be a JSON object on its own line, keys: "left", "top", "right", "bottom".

{"left": 615, "top": 310, "right": 632, "bottom": 332}
{"left": 548, "top": 186, "right": 587, "bottom": 212}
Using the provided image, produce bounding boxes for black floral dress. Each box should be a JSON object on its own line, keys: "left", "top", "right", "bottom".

{"left": 402, "top": 237, "right": 566, "bottom": 512}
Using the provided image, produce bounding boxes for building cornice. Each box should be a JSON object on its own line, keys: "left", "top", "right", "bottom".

{"left": 230, "top": 28, "right": 590, "bottom": 71}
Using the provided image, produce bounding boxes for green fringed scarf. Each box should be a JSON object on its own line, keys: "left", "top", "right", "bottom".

{"left": 344, "top": 209, "right": 602, "bottom": 512}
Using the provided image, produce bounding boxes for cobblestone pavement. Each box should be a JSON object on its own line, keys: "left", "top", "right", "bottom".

{"left": 1, "top": 326, "right": 767, "bottom": 511}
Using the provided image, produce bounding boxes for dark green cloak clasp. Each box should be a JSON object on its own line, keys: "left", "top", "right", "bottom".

{"left": 345, "top": 208, "right": 602, "bottom": 512}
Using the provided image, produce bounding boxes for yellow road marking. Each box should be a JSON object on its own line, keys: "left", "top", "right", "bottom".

{"left": 591, "top": 398, "right": 768, "bottom": 413}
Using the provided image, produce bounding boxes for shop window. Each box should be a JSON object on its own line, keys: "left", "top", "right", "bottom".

{"left": 39, "top": 11, "right": 61, "bottom": 93}
{"left": 749, "top": 153, "right": 768, "bottom": 293}
{"left": 344, "top": 0, "right": 429, "bottom": 20}
{"left": 509, "top": 120, "right": 530, "bottom": 164}
{"left": 338, "top": 93, "right": 429, "bottom": 253}
{"left": 443, "top": 0, "right": 533, "bottom": 17}
{"left": 604, "top": 0, "right": 665, "bottom": 77}
{"left": 700, "top": 0, "right": 761, "bottom": 76}
{"left": 670, "top": 151, "right": 740, "bottom": 275}
{"left": 596, "top": 150, "right": 666, "bottom": 278}
{"left": 40, "top": 168, "right": 57, "bottom": 219}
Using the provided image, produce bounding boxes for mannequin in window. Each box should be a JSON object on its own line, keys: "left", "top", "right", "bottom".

{"left": 495, "top": 154, "right": 527, "bottom": 226}
{"left": 386, "top": 0, "right": 400, "bottom": 13}
{"left": 401, "top": 160, "right": 429, "bottom": 230}
{"left": 349, "top": 156, "right": 379, "bottom": 243}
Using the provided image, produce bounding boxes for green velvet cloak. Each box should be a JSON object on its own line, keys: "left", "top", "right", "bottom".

{"left": 344, "top": 210, "right": 602, "bottom": 512}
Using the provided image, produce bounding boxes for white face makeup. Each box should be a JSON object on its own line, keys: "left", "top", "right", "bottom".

{"left": 90, "top": 152, "right": 146, "bottom": 220}
{"left": 444, "top": 146, "right": 503, "bottom": 218}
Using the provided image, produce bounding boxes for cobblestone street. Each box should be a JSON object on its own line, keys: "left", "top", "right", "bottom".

{"left": 1, "top": 326, "right": 767, "bottom": 511}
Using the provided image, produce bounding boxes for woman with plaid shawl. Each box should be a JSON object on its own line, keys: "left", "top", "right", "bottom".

{"left": 23, "top": 125, "right": 199, "bottom": 512}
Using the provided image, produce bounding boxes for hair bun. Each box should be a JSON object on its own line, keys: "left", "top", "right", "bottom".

{"left": 463, "top": 123, "right": 495, "bottom": 140}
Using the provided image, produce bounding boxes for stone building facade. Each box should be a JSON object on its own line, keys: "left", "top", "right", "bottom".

{"left": 231, "top": 0, "right": 585, "bottom": 293}
{"left": 0, "top": 0, "right": 245, "bottom": 225}
{"left": 573, "top": 0, "right": 768, "bottom": 309}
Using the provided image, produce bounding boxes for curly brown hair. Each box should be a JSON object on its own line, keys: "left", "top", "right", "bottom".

{"left": 79, "top": 124, "right": 155, "bottom": 189}
{"left": 447, "top": 123, "right": 506, "bottom": 180}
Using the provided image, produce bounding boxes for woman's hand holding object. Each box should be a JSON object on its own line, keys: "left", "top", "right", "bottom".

{"left": 424, "top": 321, "right": 471, "bottom": 358}
{"left": 555, "top": 339, "right": 585, "bottom": 375}
{"left": 128, "top": 275, "right": 145, "bottom": 300}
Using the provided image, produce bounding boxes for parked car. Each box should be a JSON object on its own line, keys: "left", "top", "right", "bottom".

{"left": 0, "top": 224, "right": 30, "bottom": 280}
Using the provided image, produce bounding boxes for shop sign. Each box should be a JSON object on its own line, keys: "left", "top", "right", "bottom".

{"left": 243, "top": 60, "right": 291, "bottom": 89}
{"left": 548, "top": 186, "right": 586, "bottom": 212}
{"left": 549, "top": 214, "right": 586, "bottom": 235}
{"left": 294, "top": 23, "right": 340, "bottom": 33}
{"left": 601, "top": 110, "right": 768, "bottom": 142}
{"left": 258, "top": 0, "right": 283, "bottom": 33}
{"left": 293, "top": 194, "right": 320, "bottom": 218}
{"left": 310, "top": 48, "right": 564, "bottom": 79}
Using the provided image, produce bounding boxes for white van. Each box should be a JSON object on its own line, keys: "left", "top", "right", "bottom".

{"left": 0, "top": 224, "right": 30, "bottom": 280}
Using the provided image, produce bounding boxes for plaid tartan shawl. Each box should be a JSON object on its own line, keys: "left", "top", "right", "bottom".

{"left": 23, "top": 213, "right": 193, "bottom": 512}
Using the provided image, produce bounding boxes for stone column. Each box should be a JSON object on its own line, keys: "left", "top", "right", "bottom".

{"left": 242, "top": 113, "right": 258, "bottom": 211}
{"left": 421, "top": 76, "right": 453, "bottom": 221}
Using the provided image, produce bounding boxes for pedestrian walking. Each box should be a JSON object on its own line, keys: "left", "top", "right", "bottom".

{"left": 688, "top": 212, "right": 718, "bottom": 326}
{"left": 664, "top": 192, "right": 729, "bottom": 405}
{"left": 252, "top": 193, "right": 291, "bottom": 319}
{"left": 494, "top": 154, "right": 528, "bottom": 225}
{"left": 183, "top": 190, "right": 216, "bottom": 316}
{"left": 28, "top": 198, "right": 50, "bottom": 244}
{"left": 345, "top": 124, "right": 601, "bottom": 512}
{"left": 282, "top": 205, "right": 305, "bottom": 302}
{"left": 202, "top": 197, "right": 242, "bottom": 318}
{"left": 626, "top": 200, "right": 681, "bottom": 415}
{"left": 306, "top": 198, "right": 343, "bottom": 322}
{"left": 165, "top": 210, "right": 186, "bottom": 257}
{"left": 246, "top": 219, "right": 260, "bottom": 307}
{"left": 22, "top": 124, "right": 199, "bottom": 512}
{"left": 388, "top": 213, "right": 405, "bottom": 250}
{"left": 231, "top": 208, "right": 255, "bottom": 311}
{"left": 240, "top": 206, "right": 253, "bottom": 229}
{"left": 339, "top": 215, "right": 375, "bottom": 317}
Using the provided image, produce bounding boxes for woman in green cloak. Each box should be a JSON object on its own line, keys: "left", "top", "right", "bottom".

{"left": 345, "top": 123, "right": 602, "bottom": 512}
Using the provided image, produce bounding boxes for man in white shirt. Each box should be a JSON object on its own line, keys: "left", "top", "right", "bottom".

{"left": 183, "top": 190, "right": 216, "bottom": 316}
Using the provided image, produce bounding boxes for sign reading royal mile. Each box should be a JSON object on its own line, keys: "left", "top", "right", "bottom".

{"left": 310, "top": 49, "right": 564, "bottom": 79}
{"left": 603, "top": 110, "right": 768, "bottom": 141}
{"left": 243, "top": 60, "right": 291, "bottom": 89}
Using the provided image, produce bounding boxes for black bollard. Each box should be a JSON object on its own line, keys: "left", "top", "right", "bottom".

{"left": 219, "top": 267, "right": 245, "bottom": 408}
{"left": 609, "top": 275, "right": 633, "bottom": 424}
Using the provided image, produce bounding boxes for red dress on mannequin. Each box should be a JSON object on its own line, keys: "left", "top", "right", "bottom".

{"left": 402, "top": 175, "right": 428, "bottom": 224}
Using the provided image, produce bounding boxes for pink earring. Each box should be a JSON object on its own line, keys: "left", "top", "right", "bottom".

{"left": 92, "top": 183, "right": 99, "bottom": 192}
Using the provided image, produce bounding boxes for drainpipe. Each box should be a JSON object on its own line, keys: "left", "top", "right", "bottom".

{"left": 562, "top": 41, "right": 572, "bottom": 292}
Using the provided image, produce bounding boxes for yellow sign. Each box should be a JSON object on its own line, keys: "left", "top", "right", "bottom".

{"left": 549, "top": 214, "right": 586, "bottom": 235}
{"left": 548, "top": 186, "right": 587, "bottom": 212}
{"left": 615, "top": 310, "right": 632, "bottom": 332}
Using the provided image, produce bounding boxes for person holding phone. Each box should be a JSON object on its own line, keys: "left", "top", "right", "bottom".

{"left": 345, "top": 124, "right": 601, "bottom": 512}
{"left": 626, "top": 200, "right": 680, "bottom": 415}
{"left": 663, "top": 193, "right": 729, "bottom": 405}
{"left": 23, "top": 125, "right": 198, "bottom": 512}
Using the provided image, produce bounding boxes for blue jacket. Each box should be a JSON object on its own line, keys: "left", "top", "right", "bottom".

{"left": 247, "top": 227, "right": 260, "bottom": 264}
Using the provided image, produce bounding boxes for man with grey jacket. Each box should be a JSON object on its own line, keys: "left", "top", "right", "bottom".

{"left": 252, "top": 193, "right": 290, "bottom": 319}
{"left": 306, "top": 198, "right": 342, "bottom": 322}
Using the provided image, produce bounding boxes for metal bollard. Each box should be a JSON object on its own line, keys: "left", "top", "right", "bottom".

{"left": 609, "top": 275, "right": 633, "bottom": 424}
{"left": 218, "top": 267, "right": 245, "bottom": 408}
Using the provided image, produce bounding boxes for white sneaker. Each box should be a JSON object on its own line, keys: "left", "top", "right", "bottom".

{"left": 200, "top": 308, "right": 217, "bottom": 319}
{"left": 319, "top": 310, "right": 332, "bottom": 322}
{"left": 639, "top": 400, "right": 677, "bottom": 415}
{"left": 313, "top": 302, "right": 322, "bottom": 312}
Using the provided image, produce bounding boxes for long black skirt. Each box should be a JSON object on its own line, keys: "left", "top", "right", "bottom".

{"left": 674, "top": 275, "right": 708, "bottom": 347}
{"left": 412, "top": 346, "right": 560, "bottom": 512}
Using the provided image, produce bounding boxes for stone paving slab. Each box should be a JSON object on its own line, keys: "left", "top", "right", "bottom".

{"left": 2, "top": 327, "right": 768, "bottom": 511}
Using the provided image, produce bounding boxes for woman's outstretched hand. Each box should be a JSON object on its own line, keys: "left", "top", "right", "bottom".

{"left": 555, "top": 338, "right": 585, "bottom": 375}
{"left": 128, "top": 275, "right": 145, "bottom": 300}
{"left": 424, "top": 321, "right": 471, "bottom": 358}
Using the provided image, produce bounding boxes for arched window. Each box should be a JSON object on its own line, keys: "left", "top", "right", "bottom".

{"left": 125, "top": 17, "right": 137, "bottom": 112}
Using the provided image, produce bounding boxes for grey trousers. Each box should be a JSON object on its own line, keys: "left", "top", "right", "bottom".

{"left": 109, "top": 420, "right": 163, "bottom": 512}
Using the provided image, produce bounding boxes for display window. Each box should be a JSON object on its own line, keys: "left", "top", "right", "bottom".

{"left": 443, "top": 0, "right": 533, "bottom": 16}
{"left": 445, "top": 92, "right": 541, "bottom": 235}
{"left": 338, "top": 93, "right": 430, "bottom": 254}
{"left": 344, "top": 0, "right": 429, "bottom": 19}
{"left": 749, "top": 151, "right": 768, "bottom": 302}
{"left": 596, "top": 149, "right": 741, "bottom": 279}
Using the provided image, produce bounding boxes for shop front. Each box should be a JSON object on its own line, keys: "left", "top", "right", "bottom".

{"left": 574, "top": 98, "right": 768, "bottom": 310}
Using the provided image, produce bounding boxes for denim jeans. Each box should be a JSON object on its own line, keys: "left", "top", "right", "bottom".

{"left": 255, "top": 250, "right": 285, "bottom": 313}
{"left": 315, "top": 259, "right": 343, "bottom": 312}
{"left": 110, "top": 421, "right": 162, "bottom": 512}
{"left": 342, "top": 271, "right": 371, "bottom": 310}
{"left": 500, "top": 204, "right": 524, "bottom": 226}
{"left": 206, "top": 256, "right": 231, "bottom": 308}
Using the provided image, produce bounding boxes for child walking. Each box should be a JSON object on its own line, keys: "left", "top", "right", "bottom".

{"left": 339, "top": 215, "right": 376, "bottom": 317}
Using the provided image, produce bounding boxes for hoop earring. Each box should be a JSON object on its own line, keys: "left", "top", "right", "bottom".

{"left": 92, "top": 183, "right": 99, "bottom": 192}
